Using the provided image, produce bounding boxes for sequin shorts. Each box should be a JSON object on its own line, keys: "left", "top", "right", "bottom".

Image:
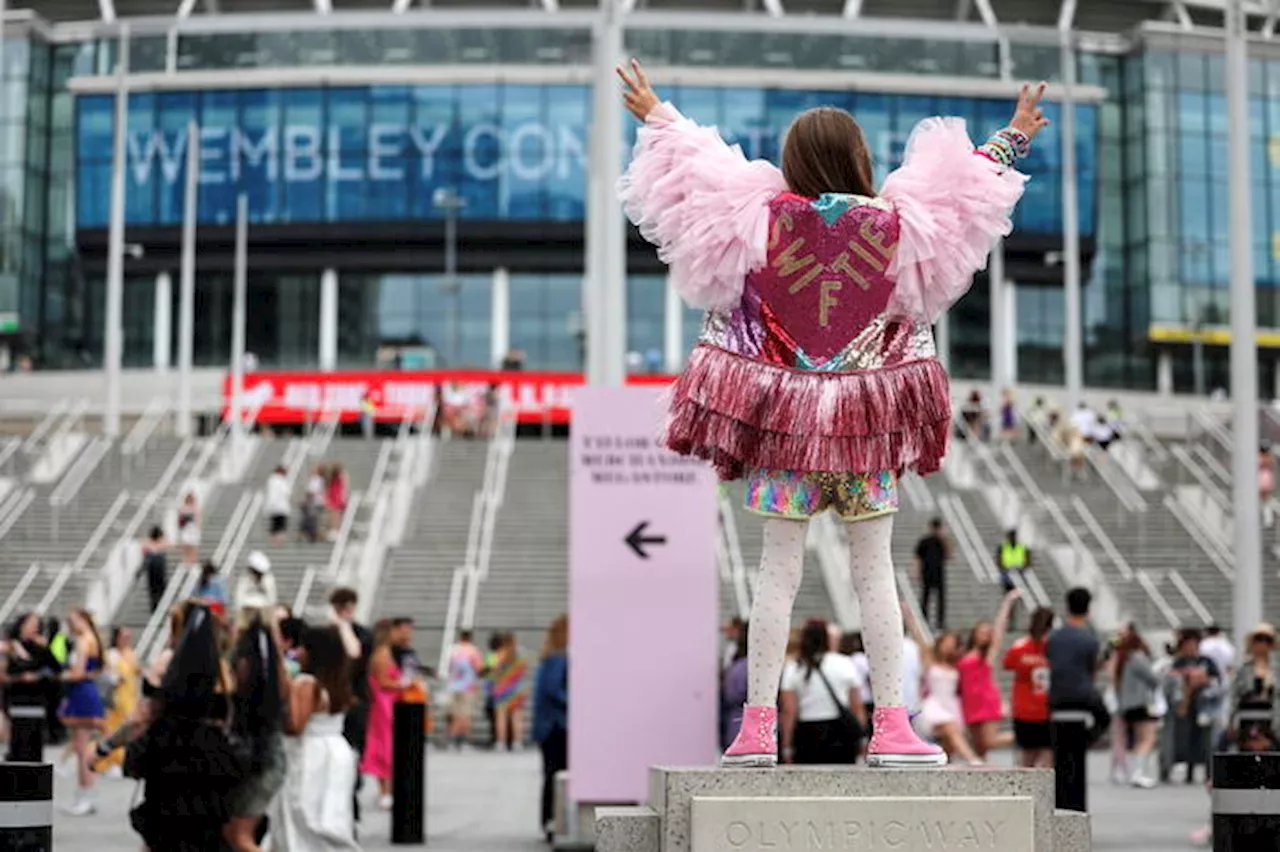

{"left": 744, "top": 469, "right": 899, "bottom": 521}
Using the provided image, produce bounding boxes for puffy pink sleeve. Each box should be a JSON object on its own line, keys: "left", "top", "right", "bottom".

{"left": 880, "top": 117, "right": 1029, "bottom": 323}
{"left": 617, "top": 102, "right": 787, "bottom": 311}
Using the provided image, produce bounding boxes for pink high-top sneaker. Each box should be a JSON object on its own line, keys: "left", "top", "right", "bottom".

{"left": 866, "top": 706, "right": 947, "bottom": 768}
{"left": 720, "top": 705, "right": 778, "bottom": 768}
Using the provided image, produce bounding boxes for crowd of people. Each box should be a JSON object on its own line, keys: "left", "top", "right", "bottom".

{"left": 959, "top": 389, "right": 1125, "bottom": 475}
{"left": 0, "top": 585, "right": 439, "bottom": 851}
{"left": 718, "top": 590, "right": 1279, "bottom": 800}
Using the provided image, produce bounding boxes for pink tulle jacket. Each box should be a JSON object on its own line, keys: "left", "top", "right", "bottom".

{"left": 619, "top": 102, "right": 1030, "bottom": 482}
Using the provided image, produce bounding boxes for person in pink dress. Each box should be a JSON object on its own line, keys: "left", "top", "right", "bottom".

{"left": 956, "top": 588, "right": 1021, "bottom": 759}
{"left": 325, "top": 463, "right": 350, "bottom": 541}
{"left": 617, "top": 57, "right": 1050, "bottom": 770}
{"left": 360, "top": 620, "right": 403, "bottom": 810}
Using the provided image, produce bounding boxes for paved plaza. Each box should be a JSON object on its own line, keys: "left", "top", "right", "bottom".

{"left": 51, "top": 749, "right": 1207, "bottom": 851}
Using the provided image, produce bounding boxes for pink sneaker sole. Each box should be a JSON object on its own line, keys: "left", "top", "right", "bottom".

{"left": 866, "top": 751, "right": 949, "bottom": 768}
{"left": 720, "top": 752, "right": 778, "bottom": 768}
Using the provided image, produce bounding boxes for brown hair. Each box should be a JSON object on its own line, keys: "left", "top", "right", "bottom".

{"left": 782, "top": 107, "right": 875, "bottom": 199}
{"left": 542, "top": 615, "right": 568, "bottom": 660}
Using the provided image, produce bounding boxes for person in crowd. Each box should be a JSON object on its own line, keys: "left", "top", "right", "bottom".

{"left": 359, "top": 392, "right": 377, "bottom": 441}
{"left": 1026, "top": 396, "right": 1046, "bottom": 444}
{"left": 1070, "top": 401, "right": 1097, "bottom": 444}
{"left": 960, "top": 390, "right": 986, "bottom": 442}
{"left": 95, "top": 626, "right": 140, "bottom": 776}
{"left": 1260, "top": 445, "right": 1276, "bottom": 529}
{"left": 1106, "top": 399, "right": 1124, "bottom": 433}
{"left": 224, "top": 612, "right": 290, "bottom": 852}
{"left": 128, "top": 603, "right": 241, "bottom": 852}
{"left": 493, "top": 632, "right": 530, "bottom": 750}
{"left": 361, "top": 619, "right": 403, "bottom": 810}
{"left": 1116, "top": 628, "right": 1162, "bottom": 789}
{"left": 141, "top": 525, "right": 171, "bottom": 613}
{"left": 46, "top": 617, "right": 70, "bottom": 747}
{"left": 194, "top": 560, "right": 229, "bottom": 616}
{"left": 1100, "top": 632, "right": 1130, "bottom": 784}
{"left": 1060, "top": 419, "right": 1088, "bottom": 481}
{"left": 1228, "top": 622, "right": 1279, "bottom": 751}
{"left": 279, "top": 617, "right": 308, "bottom": 680}
{"left": 177, "top": 491, "right": 202, "bottom": 566}
{"left": 958, "top": 589, "right": 1020, "bottom": 759}
{"left": 780, "top": 619, "right": 867, "bottom": 765}
{"left": 999, "top": 389, "right": 1019, "bottom": 441}
{"left": 480, "top": 383, "right": 502, "bottom": 439}
{"left": 1091, "top": 416, "right": 1117, "bottom": 452}
{"left": 840, "top": 632, "right": 874, "bottom": 735}
{"left": 264, "top": 465, "right": 291, "bottom": 545}
{"left": 269, "top": 625, "right": 360, "bottom": 851}
{"left": 446, "top": 629, "right": 485, "bottom": 750}
{"left": 326, "top": 464, "right": 350, "bottom": 541}
{"left": 533, "top": 615, "right": 569, "bottom": 844}
{"left": 915, "top": 518, "right": 950, "bottom": 629}
{"left": 302, "top": 464, "right": 327, "bottom": 544}
{"left": 327, "top": 587, "right": 374, "bottom": 827}
{"left": 6, "top": 613, "right": 58, "bottom": 762}
{"left": 1005, "top": 606, "right": 1055, "bottom": 768}
{"left": 482, "top": 632, "right": 504, "bottom": 749}
{"left": 1162, "top": 628, "right": 1224, "bottom": 785}
{"left": 59, "top": 608, "right": 105, "bottom": 816}
{"left": 996, "top": 529, "right": 1031, "bottom": 603}
{"left": 1046, "top": 587, "right": 1111, "bottom": 805}
{"left": 721, "top": 622, "right": 750, "bottom": 750}
{"left": 1201, "top": 625, "right": 1237, "bottom": 691}
{"left": 236, "top": 551, "right": 278, "bottom": 613}
{"left": 905, "top": 605, "right": 981, "bottom": 765}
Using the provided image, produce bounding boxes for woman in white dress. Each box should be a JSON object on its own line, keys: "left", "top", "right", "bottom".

{"left": 269, "top": 625, "right": 360, "bottom": 851}
{"left": 904, "top": 602, "right": 981, "bottom": 765}
{"left": 177, "top": 492, "right": 201, "bottom": 567}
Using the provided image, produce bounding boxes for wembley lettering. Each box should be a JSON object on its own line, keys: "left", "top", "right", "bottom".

{"left": 125, "top": 122, "right": 590, "bottom": 186}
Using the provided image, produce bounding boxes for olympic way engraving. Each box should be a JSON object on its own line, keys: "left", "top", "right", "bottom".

{"left": 691, "top": 796, "right": 1035, "bottom": 852}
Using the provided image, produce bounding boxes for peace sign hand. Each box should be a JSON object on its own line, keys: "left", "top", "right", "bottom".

{"left": 617, "top": 58, "right": 661, "bottom": 123}
{"left": 1010, "top": 82, "right": 1051, "bottom": 140}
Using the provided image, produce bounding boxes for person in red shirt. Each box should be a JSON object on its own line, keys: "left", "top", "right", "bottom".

{"left": 1004, "top": 606, "right": 1056, "bottom": 768}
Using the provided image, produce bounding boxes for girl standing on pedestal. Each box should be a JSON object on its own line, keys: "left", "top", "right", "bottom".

{"left": 617, "top": 59, "right": 1049, "bottom": 768}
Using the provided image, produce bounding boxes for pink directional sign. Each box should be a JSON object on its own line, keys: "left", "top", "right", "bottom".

{"left": 569, "top": 386, "right": 720, "bottom": 803}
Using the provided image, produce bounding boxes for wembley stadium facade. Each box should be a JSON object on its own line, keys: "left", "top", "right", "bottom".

{"left": 2, "top": 0, "right": 1280, "bottom": 396}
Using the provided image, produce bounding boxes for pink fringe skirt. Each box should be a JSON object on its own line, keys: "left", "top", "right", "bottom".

{"left": 663, "top": 344, "right": 952, "bottom": 482}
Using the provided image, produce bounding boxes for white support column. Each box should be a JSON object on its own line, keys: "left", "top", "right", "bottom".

{"left": 230, "top": 194, "right": 247, "bottom": 437}
{"left": 1061, "top": 31, "right": 1084, "bottom": 409}
{"left": 586, "top": 2, "right": 626, "bottom": 386}
{"left": 935, "top": 312, "right": 951, "bottom": 371}
{"left": 103, "top": 28, "right": 130, "bottom": 438}
{"left": 490, "top": 267, "right": 510, "bottom": 369}
{"left": 1004, "top": 278, "right": 1018, "bottom": 386}
{"left": 663, "top": 275, "right": 684, "bottom": 373}
{"left": 1273, "top": 358, "right": 1280, "bottom": 402}
{"left": 176, "top": 118, "right": 199, "bottom": 438}
{"left": 1157, "top": 349, "right": 1174, "bottom": 396}
{"left": 319, "top": 268, "right": 338, "bottom": 372}
{"left": 989, "top": 243, "right": 1006, "bottom": 388}
{"left": 153, "top": 271, "right": 172, "bottom": 374}
{"left": 1226, "top": 0, "right": 1263, "bottom": 649}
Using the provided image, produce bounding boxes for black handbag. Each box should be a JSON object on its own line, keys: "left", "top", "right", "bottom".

{"left": 815, "top": 664, "right": 864, "bottom": 743}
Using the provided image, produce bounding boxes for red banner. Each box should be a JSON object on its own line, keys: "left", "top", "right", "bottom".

{"left": 222, "top": 369, "right": 676, "bottom": 425}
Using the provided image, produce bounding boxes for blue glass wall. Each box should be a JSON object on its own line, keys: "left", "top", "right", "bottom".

{"left": 76, "top": 84, "right": 1097, "bottom": 236}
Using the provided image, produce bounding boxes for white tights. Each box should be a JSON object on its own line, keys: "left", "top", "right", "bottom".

{"left": 746, "top": 514, "right": 903, "bottom": 708}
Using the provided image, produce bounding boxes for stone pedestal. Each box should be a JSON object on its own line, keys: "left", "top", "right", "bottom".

{"left": 597, "top": 766, "right": 1089, "bottom": 852}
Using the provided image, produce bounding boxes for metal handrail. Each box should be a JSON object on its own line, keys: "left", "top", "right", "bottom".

{"left": 717, "top": 488, "right": 751, "bottom": 619}
{"left": 212, "top": 492, "right": 254, "bottom": 568}
{"left": 137, "top": 564, "right": 198, "bottom": 665}
{"left": 1191, "top": 407, "right": 1233, "bottom": 457}
{"left": 1171, "top": 444, "right": 1232, "bottom": 512}
{"left": 1191, "top": 443, "right": 1231, "bottom": 486}
{"left": 122, "top": 397, "right": 169, "bottom": 457}
{"left": 898, "top": 569, "right": 936, "bottom": 649}
{"left": 22, "top": 400, "right": 69, "bottom": 454}
{"left": 323, "top": 490, "right": 364, "bottom": 581}
{"left": 1168, "top": 569, "right": 1213, "bottom": 625}
{"left": 1135, "top": 570, "right": 1181, "bottom": 629}
{"left": 0, "top": 438, "right": 22, "bottom": 473}
{"left": 0, "top": 564, "right": 41, "bottom": 629}
{"left": 293, "top": 566, "right": 318, "bottom": 616}
{"left": 953, "top": 410, "right": 1021, "bottom": 526}
{"left": 308, "top": 410, "right": 341, "bottom": 457}
{"left": 0, "top": 489, "right": 34, "bottom": 541}
{"left": 221, "top": 492, "right": 265, "bottom": 594}
{"left": 42, "top": 398, "right": 90, "bottom": 455}
{"left": 37, "top": 489, "right": 131, "bottom": 613}
{"left": 50, "top": 437, "right": 111, "bottom": 508}
{"left": 437, "top": 567, "right": 467, "bottom": 681}
{"left": 937, "top": 493, "right": 991, "bottom": 583}
{"left": 1162, "top": 494, "right": 1234, "bottom": 580}
{"left": 1070, "top": 495, "right": 1134, "bottom": 581}
{"left": 1128, "top": 414, "right": 1170, "bottom": 464}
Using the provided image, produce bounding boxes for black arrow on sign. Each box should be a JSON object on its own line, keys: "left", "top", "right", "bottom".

{"left": 625, "top": 521, "right": 667, "bottom": 560}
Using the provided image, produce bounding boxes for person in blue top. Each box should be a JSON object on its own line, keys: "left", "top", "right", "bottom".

{"left": 533, "top": 615, "right": 568, "bottom": 843}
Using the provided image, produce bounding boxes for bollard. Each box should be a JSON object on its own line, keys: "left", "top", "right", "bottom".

{"left": 6, "top": 705, "right": 44, "bottom": 764}
{"left": 391, "top": 700, "right": 426, "bottom": 845}
{"left": 0, "top": 763, "right": 52, "bottom": 850}
{"left": 1050, "top": 709, "right": 1092, "bottom": 813}
{"left": 1212, "top": 751, "right": 1280, "bottom": 852}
